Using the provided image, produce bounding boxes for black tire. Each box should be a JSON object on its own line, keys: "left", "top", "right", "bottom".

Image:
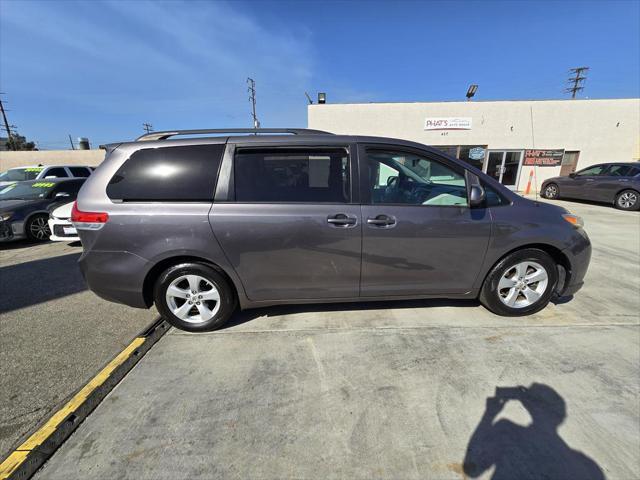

{"left": 614, "top": 189, "right": 639, "bottom": 211}
{"left": 154, "top": 262, "right": 237, "bottom": 332}
{"left": 543, "top": 183, "right": 559, "bottom": 199}
{"left": 25, "top": 214, "right": 51, "bottom": 242}
{"left": 479, "top": 248, "right": 558, "bottom": 317}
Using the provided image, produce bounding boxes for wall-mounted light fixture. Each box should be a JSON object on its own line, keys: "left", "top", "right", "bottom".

{"left": 466, "top": 84, "right": 478, "bottom": 101}
{"left": 318, "top": 92, "right": 326, "bottom": 104}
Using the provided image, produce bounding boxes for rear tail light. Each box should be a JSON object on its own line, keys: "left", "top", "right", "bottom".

{"left": 71, "top": 201, "right": 109, "bottom": 230}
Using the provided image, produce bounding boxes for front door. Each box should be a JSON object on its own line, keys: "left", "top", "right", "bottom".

{"left": 359, "top": 146, "right": 492, "bottom": 296}
{"left": 484, "top": 151, "right": 522, "bottom": 189}
{"left": 210, "top": 145, "right": 361, "bottom": 301}
{"left": 562, "top": 164, "right": 608, "bottom": 199}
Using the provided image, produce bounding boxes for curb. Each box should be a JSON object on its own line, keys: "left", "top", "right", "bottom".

{"left": 0, "top": 318, "right": 170, "bottom": 480}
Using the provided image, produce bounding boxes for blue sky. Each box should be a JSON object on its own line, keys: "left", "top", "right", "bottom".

{"left": 0, "top": 0, "right": 638, "bottom": 149}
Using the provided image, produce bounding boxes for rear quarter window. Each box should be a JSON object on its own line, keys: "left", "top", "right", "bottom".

{"left": 106, "top": 144, "right": 224, "bottom": 202}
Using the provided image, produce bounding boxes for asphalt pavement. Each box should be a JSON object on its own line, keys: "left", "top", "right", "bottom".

{"left": 0, "top": 240, "right": 159, "bottom": 457}
{"left": 29, "top": 199, "right": 640, "bottom": 480}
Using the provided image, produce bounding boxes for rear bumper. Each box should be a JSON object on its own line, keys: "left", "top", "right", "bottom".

{"left": 559, "top": 228, "right": 592, "bottom": 297}
{"left": 79, "top": 250, "right": 150, "bottom": 308}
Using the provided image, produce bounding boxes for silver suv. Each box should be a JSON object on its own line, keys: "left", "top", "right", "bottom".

{"left": 73, "top": 129, "right": 591, "bottom": 332}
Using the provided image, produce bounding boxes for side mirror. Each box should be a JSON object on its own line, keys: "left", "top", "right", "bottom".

{"left": 55, "top": 192, "right": 70, "bottom": 198}
{"left": 386, "top": 175, "right": 398, "bottom": 186}
{"left": 469, "top": 185, "right": 486, "bottom": 207}
{"left": 569, "top": 172, "right": 577, "bottom": 178}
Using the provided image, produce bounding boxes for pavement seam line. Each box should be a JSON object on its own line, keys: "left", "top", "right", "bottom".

{"left": 0, "top": 319, "right": 169, "bottom": 480}
{"left": 169, "top": 322, "right": 640, "bottom": 336}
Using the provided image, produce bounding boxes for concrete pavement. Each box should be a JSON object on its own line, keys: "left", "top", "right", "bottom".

{"left": 31, "top": 199, "right": 640, "bottom": 479}
{"left": 0, "top": 241, "right": 159, "bottom": 457}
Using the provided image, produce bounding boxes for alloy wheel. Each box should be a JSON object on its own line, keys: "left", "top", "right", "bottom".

{"left": 545, "top": 184, "right": 558, "bottom": 199}
{"left": 165, "top": 274, "right": 221, "bottom": 324}
{"left": 29, "top": 216, "right": 50, "bottom": 240}
{"left": 618, "top": 191, "right": 637, "bottom": 209}
{"left": 497, "top": 261, "right": 549, "bottom": 308}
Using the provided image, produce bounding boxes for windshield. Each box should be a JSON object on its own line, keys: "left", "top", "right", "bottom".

{"left": 0, "top": 168, "right": 43, "bottom": 182}
{"left": 0, "top": 181, "right": 56, "bottom": 200}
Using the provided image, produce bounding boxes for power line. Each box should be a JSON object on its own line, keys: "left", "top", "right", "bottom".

{"left": 143, "top": 123, "right": 153, "bottom": 134}
{"left": 565, "top": 67, "right": 589, "bottom": 99}
{"left": 247, "top": 77, "right": 260, "bottom": 130}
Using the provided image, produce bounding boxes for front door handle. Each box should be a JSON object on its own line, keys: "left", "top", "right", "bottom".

{"left": 367, "top": 215, "right": 396, "bottom": 227}
{"left": 327, "top": 214, "right": 357, "bottom": 227}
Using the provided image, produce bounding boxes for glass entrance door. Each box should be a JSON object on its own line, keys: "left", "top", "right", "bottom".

{"left": 484, "top": 151, "right": 522, "bottom": 189}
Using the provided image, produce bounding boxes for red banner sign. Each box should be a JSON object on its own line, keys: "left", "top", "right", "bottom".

{"left": 523, "top": 149, "right": 565, "bottom": 167}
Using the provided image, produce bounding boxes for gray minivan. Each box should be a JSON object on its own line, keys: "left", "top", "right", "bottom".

{"left": 73, "top": 129, "right": 591, "bottom": 332}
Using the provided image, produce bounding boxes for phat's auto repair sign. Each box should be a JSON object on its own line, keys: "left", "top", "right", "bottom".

{"left": 523, "top": 149, "right": 565, "bottom": 167}
{"left": 424, "top": 117, "right": 472, "bottom": 130}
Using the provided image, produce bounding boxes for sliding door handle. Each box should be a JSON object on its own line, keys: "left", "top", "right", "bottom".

{"left": 367, "top": 215, "right": 396, "bottom": 227}
{"left": 327, "top": 214, "right": 357, "bottom": 227}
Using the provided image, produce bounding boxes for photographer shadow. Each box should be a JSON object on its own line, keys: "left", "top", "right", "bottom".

{"left": 463, "top": 383, "right": 605, "bottom": 480}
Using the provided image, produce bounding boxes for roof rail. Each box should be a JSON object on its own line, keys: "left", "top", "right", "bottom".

{"left": 136, "top": 128, "right": 334, "bottom": 142}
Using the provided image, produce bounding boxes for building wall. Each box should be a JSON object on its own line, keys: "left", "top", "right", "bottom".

{"left": 308, "top": 98, "right": 640, "bottom": 191}
{"left": 0, "top": 149, "right": 104, "bottom": 171}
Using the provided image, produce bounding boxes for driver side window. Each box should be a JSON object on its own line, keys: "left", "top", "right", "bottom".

{"left": 367, "top": 149, "right": 467, "bottom": 206}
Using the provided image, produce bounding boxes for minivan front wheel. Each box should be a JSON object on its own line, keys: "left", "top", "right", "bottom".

{"left": 154, "top": 263, "right": 236, "bottom": 332}
{"left": 480, "top": 249, "right": 558, "bottom": 316}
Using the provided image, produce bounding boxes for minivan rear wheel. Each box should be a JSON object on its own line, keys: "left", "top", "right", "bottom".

{"left": 154, "top": 263, "right": 236, "bottom": 332}
{"left": 480, "top": 248, "right": 558, "bottom": 316}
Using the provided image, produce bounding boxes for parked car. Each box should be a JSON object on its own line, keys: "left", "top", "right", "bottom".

{"left": 541, "top": 162, "right": 640, "bottom": 211}
{"left": 0, "top": 178, "right": 86, "bottom": 242}
{"left": 73, "top": 128, "right": 591, "bottom": 332}
{"left": 48, "top": 201, "right": 79, "bottom": 242}
{"left": 0, "top": 165, "right": 94, "bottom": 187}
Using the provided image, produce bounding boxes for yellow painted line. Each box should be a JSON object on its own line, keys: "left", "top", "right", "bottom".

{"left": 0, "top": 337, "right": 146, "bottom": 480}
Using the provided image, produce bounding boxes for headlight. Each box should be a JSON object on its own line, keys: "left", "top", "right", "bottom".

{"left": 562, "top": 213, "right": 584, "bottom": 228}
{"left": 0, "top": 212, "right": 13, "bottom": 221}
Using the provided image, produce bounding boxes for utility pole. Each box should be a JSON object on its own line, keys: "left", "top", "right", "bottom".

{"left": 305, "top": 92, "right": 314, "bottom": 105}
{"left": 247, "top": 78, "right": 260, "bottom": 130}
{"left": 143, "top": 123, "right": 153, "bottom": 134}
{"left": 68, "top": 134, "right": 76, "bottom": 150}
{"left": 566, "top": 67, "right": 589, "bottom": 99}
{"left": 0, "top": 95, "right": 14, "bottom": 149}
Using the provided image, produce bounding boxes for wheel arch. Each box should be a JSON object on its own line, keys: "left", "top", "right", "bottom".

{"left": 142, "top": 255, "right": 240, "bottom": 308}
{"left": 613, "top": 187, "right": 639, "bottom": 205}
{"left": 482, "top": 243, "right": 571, "bottom": 294}
{"left": 24, "top": 210, "right": 50, "bottom": 224}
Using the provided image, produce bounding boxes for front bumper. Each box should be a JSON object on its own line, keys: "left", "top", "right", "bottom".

{"left": 559, "top": 228, "right": 592, "bottom": 297}
{"left": 48, "top": 218, "right": 79, "bottom": 242}
{"left": 0, "top": 220, "right": 25, "bottom": 242}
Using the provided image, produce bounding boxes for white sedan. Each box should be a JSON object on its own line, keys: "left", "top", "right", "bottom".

{"left": 48, "top": 201, "right": 79, "bottom": 242}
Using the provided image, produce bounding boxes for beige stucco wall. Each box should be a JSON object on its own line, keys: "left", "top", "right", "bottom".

{"left": 308, "top": 98, "right": 640, "bottom": 191}
{"left": 0, "top": 149, "right": 104, "bottom": 171}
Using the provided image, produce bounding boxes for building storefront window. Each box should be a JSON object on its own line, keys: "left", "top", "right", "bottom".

{"left": 433, "top": 145, "right": 487, "bottom": 171}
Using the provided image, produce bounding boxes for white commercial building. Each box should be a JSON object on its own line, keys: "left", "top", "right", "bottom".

{"left": 308, "top": 98, "right": 640, "bottom": 192}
